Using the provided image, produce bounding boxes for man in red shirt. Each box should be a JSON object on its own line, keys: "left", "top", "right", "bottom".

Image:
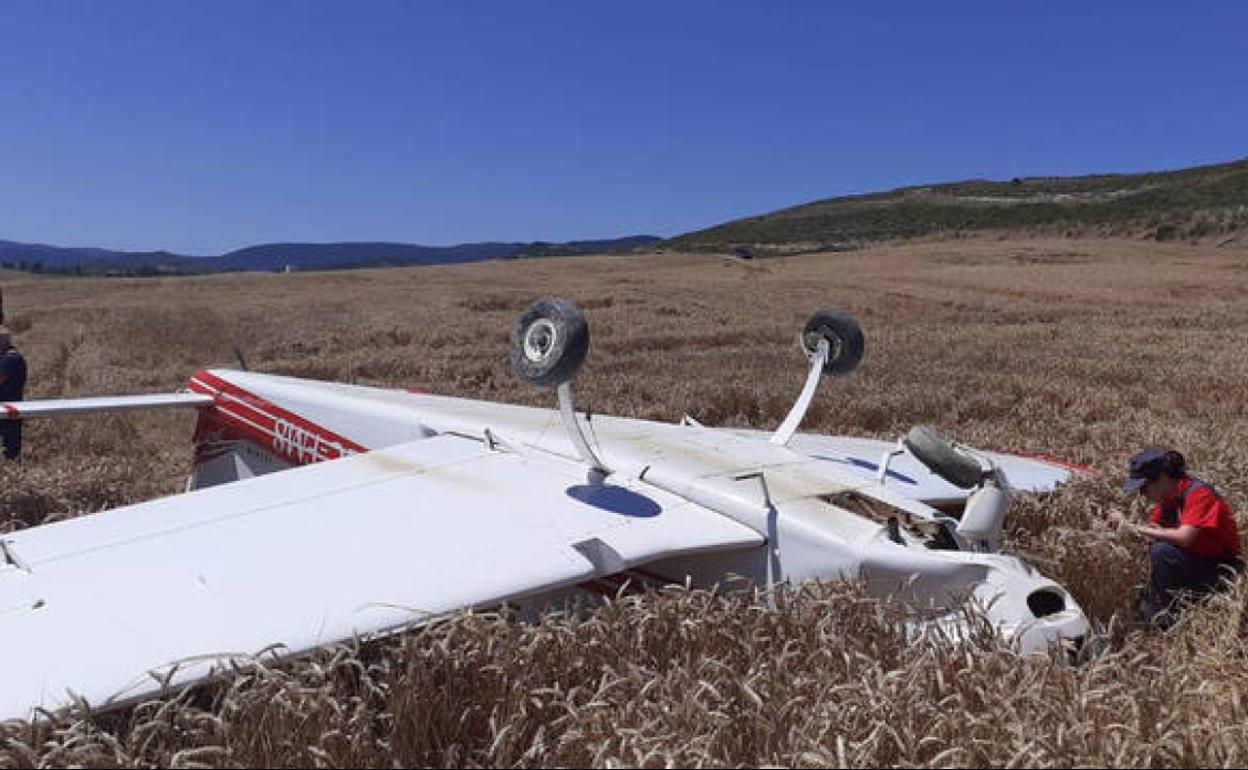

{"left": 1108, "top": 448, "right": 1242, "bottom": 627}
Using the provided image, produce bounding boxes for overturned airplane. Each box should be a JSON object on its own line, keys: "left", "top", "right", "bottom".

{"left": 0, "top": 299, "right": 1088, "bottom": 721}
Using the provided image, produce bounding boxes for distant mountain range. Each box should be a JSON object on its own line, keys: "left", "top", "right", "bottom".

{"left": 664, "top": 156, "right": 1248, "bottom": 254}
{"left": 8, "top": 157, "right": 1246, "bottom": 276}
{"left": 0, "top": 236, "right": 662, "bottom": 276}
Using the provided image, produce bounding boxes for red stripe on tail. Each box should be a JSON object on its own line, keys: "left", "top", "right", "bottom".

{"left": 187, "top": 370, "right": 367, "bottom": 467}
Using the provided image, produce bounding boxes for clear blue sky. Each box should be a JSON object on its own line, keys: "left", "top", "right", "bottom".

{"left": 1, "top": 1, "right": 1244, "bottom": 255}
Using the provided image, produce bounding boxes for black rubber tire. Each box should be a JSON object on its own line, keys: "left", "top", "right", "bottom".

{"left": 903, "top": 425, "right": 984, "bottom": 489}
{"left": 509, "top": 298, "right": 590, "bottom": 387}
{"left": 801, "top": 309, "right": 865, "bottom": 377}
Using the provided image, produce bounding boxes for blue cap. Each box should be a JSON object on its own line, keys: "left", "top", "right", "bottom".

{"left": 1122, "top": 448, "right": 1168, "bottom": 494}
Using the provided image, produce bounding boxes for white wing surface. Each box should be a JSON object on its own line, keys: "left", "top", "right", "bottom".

{"left": 784, "top": 434, "right": 1082, "bottom": 501}
{"left": 0, "top": 434, "right": 760, "bottom": 722}
{"left": 716, "top": 430, "right": 1082, "bottom": 504}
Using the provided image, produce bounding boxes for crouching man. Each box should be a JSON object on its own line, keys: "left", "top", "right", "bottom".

{"left": 1107, "top": 448, "right": 1243, "bottom": 627}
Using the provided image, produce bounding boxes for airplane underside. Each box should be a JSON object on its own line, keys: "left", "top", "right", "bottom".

{"left": 0, "top": 300, "right": 1089, "bottom": 722}
{"left": 183, "top": 367, "right": 1087, "bottom": 654}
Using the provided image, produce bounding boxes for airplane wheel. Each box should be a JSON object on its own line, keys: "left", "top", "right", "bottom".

{"left": 903, "top": 425, "right": 984, "bottom": 489}
{"left": 510, "top": 298, "right": 590, "bottom": 387}
{"left": 801, "top": 309, "right": 865, "bottom": 377}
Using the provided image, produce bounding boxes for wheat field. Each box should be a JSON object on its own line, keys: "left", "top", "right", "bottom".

{"left": 2, "top": 236, "right": 1248, "bottom": 767}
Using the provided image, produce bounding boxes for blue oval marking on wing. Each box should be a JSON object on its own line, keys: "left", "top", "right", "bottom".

{"left": 566, "top": 484, "right": 662, "bottom": 517}
{"left": 811, "top": 454, "right": 919, "bottom": 485}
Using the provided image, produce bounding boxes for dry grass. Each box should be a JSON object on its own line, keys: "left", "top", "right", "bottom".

{"left": 3, "top": 236, "right": 1248, "bottom": 766}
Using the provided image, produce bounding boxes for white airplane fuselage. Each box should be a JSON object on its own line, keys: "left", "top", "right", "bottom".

{"left": 186, "top": 369, "right": 1089, "bottom": 655}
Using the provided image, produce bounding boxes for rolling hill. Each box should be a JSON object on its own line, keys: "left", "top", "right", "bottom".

{"left": 666, "top": 156, "right": 1248, "bottom": 254}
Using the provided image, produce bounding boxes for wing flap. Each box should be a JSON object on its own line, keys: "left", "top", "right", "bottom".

{"left": 0, "top": 434, "right": 760, "bottom": 721}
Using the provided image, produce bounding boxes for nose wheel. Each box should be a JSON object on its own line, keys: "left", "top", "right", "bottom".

{"left": 903, "top": 425, "right": 985, "bottom": 489}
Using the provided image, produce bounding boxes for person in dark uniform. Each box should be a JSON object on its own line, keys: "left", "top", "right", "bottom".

{"left": 1107, "top": 448, "right": 1243, "bottom": 627}
{"left": 0, "top": 327, "right": 27, "bottom": 460}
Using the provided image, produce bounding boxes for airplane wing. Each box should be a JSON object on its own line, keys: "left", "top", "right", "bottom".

{"left": 0, "top": 433, "right": 761, "bottom": 722}
{"left": 0, "top": 393, "right": 213, "bottom": 419}
{"left": 785, "top": 434, "right": 1083, "bottom": 502}
{"left": 718, "top": 430, "right": 1083, "bottom": 504}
